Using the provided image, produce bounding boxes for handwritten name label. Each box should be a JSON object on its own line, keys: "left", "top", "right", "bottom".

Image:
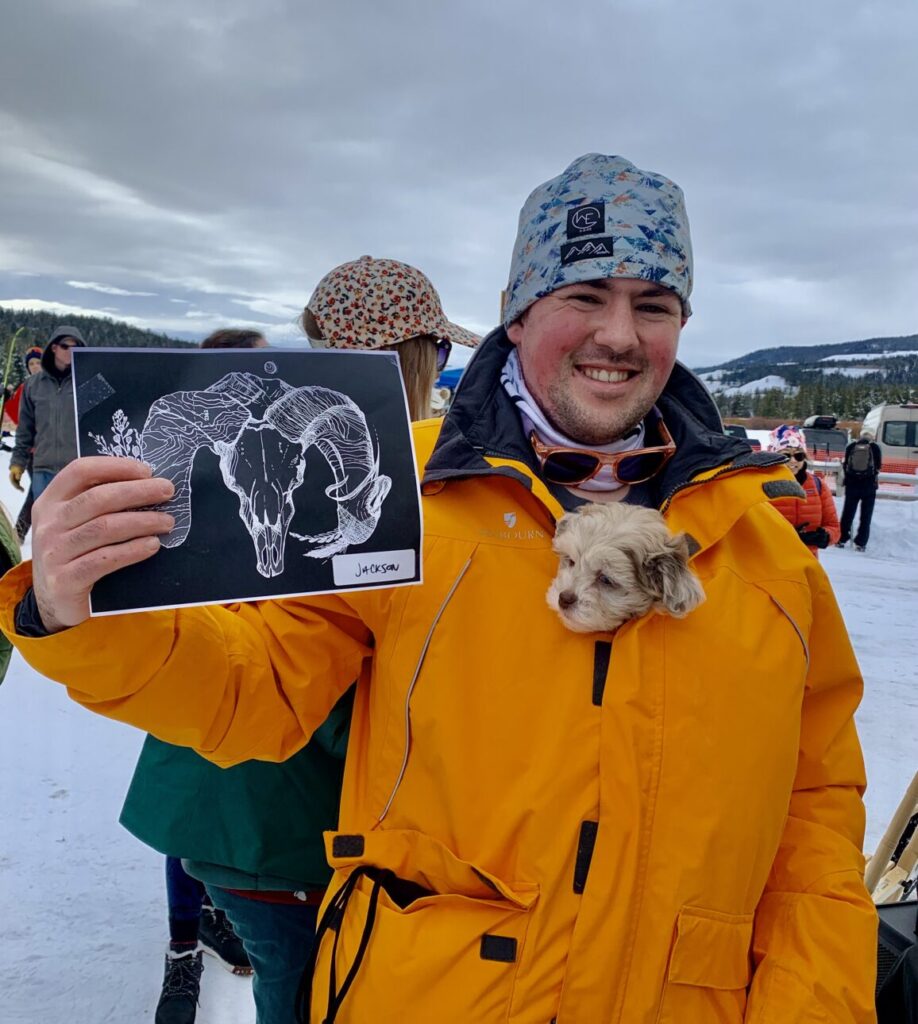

{"left": 332, "top": 550, "right": 416, "bottom": 587}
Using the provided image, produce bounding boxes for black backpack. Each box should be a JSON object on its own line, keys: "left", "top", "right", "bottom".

{"left": 847, "top": 440, "right": 876, "bottom": 479}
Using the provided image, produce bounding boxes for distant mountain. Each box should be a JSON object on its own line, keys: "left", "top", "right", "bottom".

{"left": 0, "top": 308, "right": 195, "bottom": 358}
{"left": 695, "top": 333, "right": 918, "bottom": 420}
{"left": 697, "top": 333, "right": 918, "bottom": 373}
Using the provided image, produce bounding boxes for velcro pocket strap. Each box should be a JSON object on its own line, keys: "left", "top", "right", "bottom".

{"left": 667, "top": 906, "right": 754, "bottom": 990}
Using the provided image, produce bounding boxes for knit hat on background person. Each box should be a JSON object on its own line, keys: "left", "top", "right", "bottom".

{"left": 306, "top": 256, "right": 480, "bottom": 351}
{"left": 24, "top": 346, "right": 43, "bottom": 367}
{"left": 766, "top": 424, "right": 808, "bottom": 454}
{"left": 503, "top": 153, "right": 693, "bottom": 327}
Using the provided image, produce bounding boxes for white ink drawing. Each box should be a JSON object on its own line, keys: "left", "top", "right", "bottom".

{"left": 90, "top": 372, "right": 392, "bottom": 577}
{"left": 89, "top": 410, "right": 142, "bottom": 459}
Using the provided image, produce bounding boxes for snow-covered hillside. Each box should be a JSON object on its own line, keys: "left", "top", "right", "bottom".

{"left": 1, "top": 458, "right": 916, "bottom": 1023}
{"left": 698, "top": 371, "right": 797, "bottom": 396}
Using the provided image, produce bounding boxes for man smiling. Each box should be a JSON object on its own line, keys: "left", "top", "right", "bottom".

{"left": 0, "top": 155, "right": 876, "bottom": 1022}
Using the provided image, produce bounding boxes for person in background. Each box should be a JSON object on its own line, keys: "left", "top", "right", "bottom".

{"left": 9, "top": 328, "right": 85, "bottom": 500}
{"left": 4, "top": 345, "right": 43, "bottom": 429}
{"left": 838, "top": 429, "right": 882, "bottom": 552}
{"left": 766, "top": 424, "right": 840, "bottom": 556}
{"left": 123, "top": 292, "right": 475, "bottom": 1024}
{"left": 5, "top": 347, "right": 44, "bottom": 541}
{"left": 200, "top": 329, "right": 267, "bottom": 350}
{"left": 133, "top": 327, "right": 268, "bottom": 1024}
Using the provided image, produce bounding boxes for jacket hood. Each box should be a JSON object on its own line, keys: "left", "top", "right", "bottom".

{"left": 41, "top": 326, "right": 86, "bottom": 373}
{"left": 424, "top": 327, "right": 782, "bottom": 509}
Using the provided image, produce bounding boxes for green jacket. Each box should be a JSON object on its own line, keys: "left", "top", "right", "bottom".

{"left": 119, "top": 687, "right": 353, "bottom": 892}
{"left": 0, "top": 510, "right": 20, "bottom": 681}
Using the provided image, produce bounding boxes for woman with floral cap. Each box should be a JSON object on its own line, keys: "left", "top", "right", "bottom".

{"left": 301, "top": 255, "right": 478, "bottom": 421}
{"left": 766, "top": 424, "right": 841, "bottom": 556}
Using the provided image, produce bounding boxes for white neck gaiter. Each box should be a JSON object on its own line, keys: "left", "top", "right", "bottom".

{"left": 500, "top": 349, "right": 644, "bottom": 493}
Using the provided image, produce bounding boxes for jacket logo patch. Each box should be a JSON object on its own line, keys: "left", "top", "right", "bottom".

{"left": 503, "top": 512, "right": 517, "bottom": 528}
{"left": 566, "top": 202, "right": 605, "bottom": 238}
{"left": 331, "top": 834, "right": 365, "bottom": 858}
{"left": 560, "top": 237, "right": 615, "bottom": 265}
{"left": 480, "top": 934, "right": 517, "bottom": 963}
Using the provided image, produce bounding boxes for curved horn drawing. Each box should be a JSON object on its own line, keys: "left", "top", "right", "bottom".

{"left": 267, "top": 386, "right": 392, "bottom": 560}
{"left": 96, "top": 372, "right": 392, "bottom": 579}
{"left": 141, "top": 389, "right": 251, "bottom": 547}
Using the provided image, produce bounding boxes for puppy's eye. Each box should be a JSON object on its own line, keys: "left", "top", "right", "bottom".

{"left": 561, "top": 555, "right": 574, "bottom": 568}
{"left": 598, "top": 573, "right": 621, "bottom": 589}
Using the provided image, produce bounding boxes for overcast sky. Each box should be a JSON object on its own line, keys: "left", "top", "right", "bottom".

{"left": 2, "top": 0, "right": 916, "bottom": 367}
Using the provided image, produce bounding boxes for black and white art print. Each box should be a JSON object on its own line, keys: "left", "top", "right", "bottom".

{"left": 72, "top": 348, "right": 423, "bottom": 615}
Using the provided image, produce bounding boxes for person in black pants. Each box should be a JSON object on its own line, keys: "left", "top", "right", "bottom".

{"left": 838, "top": 430, "right": 882, "bottom": 551}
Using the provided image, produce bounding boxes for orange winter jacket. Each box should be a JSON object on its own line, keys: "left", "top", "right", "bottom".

{"left": 0, "top": 340, "right": 876, "bottom": 1023}
{"left": 770, "top": 471, "right": 841, "bottom": 555}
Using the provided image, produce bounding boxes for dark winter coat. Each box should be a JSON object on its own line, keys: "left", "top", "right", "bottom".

{"left": 11, "top": 327, "right": 86, "bottom": 474}
{"left": 842, "top": 440, "right": 882, "bottom": 494}
{"left": 119, "top": 687, "right": 354, "bottom": 893}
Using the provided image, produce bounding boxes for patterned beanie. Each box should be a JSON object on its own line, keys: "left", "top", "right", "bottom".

{"left": 24, "top": 346, "right": 43, "bottom": 365}
{"left": 766, "top": 424, "right": 808, "bottom": 454}
{"left": 306, "top": 256, "right": 479, "bottom": 351}
{"left": 503, "top": 153, "right": 693, "bottom": 327}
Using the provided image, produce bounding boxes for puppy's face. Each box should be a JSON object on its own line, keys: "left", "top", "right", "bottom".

{"left": 547, "top": 504, "right": 705, "bottom": 634}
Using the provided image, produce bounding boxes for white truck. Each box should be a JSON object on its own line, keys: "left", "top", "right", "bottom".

{"left": 861, "top": 403, "right": 918, "bottom": 475}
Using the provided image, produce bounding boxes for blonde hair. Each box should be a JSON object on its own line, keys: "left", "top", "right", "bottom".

{"left": 300, "top": 308, "right": 437, "bottom": 422}
{"left": 384, "top": 336, "right": 438, "bottom": 422}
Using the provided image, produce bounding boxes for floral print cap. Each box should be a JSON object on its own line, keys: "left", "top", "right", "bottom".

{"left": 307, "top": 256, "right": 479, "bottom": 350}
{"left": 503, "top": 153, "right": 693, "bottom": 327}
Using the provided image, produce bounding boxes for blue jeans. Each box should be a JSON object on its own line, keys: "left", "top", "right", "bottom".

{"left": 206, "top": 886, "right": 319, "bottom": 1024}
{"left": 165, "top": 856, "right": 205, "bottom": 943}
{"left": 30, "top": 470, "right": 57, "bottom": 499}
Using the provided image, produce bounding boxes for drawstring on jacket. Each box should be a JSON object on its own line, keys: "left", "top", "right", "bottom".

{"left": 294, "top": 866, "right": 385, "bottom": 1024}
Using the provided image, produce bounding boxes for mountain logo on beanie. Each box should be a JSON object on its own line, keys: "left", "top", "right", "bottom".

{"left": 560, "top": 238, "right": 615, "bottom": 264}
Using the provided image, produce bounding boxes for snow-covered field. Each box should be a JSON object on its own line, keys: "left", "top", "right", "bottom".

{"left": 1, "top": 456, "right": 916, "bottom": 1023}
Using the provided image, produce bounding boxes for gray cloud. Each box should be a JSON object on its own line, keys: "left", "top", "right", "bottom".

{"left": 1, "top": 0, "right": 916, "bottom": 365}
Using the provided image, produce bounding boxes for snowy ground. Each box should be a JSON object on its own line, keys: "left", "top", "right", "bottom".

{"left": 0, "top": 455, "right": 916, "bottom": 1023}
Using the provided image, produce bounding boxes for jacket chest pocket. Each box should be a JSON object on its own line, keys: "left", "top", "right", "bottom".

{"left": 655, "top": 906, "right": 753, "bottom": 1024}
{"left": 311, "top": 829, "right": 538, "bottom": 1024}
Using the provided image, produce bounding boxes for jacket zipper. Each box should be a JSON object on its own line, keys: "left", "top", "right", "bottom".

{"left": 377, "top": 556, "right": 474, "bottom": 822}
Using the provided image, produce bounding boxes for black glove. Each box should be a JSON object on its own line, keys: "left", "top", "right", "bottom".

{"left": 797, "top": 527, "right": 831, "bottom": 549}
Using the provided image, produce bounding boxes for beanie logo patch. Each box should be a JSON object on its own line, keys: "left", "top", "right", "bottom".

{"left": 567, "top": 202, "right": 605, "bottom": 238}
{"left": 560, "top": 237, "right": 615, "bottom": 265}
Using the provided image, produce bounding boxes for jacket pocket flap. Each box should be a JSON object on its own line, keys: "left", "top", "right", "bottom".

{"left": 324, "top": 828, "right": 539, "bottom": 909}
{"left": 668, "top": 907, "right": 753, "bottom": 989}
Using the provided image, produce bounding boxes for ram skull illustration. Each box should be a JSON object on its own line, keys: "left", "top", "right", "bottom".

{"left": 103, "top": 372, "right": 391, "bottom": 577}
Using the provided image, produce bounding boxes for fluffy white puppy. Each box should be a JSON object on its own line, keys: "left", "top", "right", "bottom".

{"left": 547, "top": 504, "right": 705, "bottom": 633}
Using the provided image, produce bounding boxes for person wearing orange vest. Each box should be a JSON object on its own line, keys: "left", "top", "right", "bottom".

{"left": 0, "top": 155, "right": 876, "bottom": 1023}
{"left": 765, "top": 424, "right": 841, "bottom": 557}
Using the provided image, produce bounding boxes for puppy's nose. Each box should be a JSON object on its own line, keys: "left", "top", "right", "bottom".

{"left": 558, "top": 590, "right": 578, "bottom": 609}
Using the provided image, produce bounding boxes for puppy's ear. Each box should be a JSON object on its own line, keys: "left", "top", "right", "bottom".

{"left": 554, "top": 513, "right": 574, "bottom": 536}
{"left": 639, "top": 533, "right": 705, "bottom": 618}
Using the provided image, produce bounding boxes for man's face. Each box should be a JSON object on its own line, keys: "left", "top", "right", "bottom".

{"left": 506, "top": 278, "right": 684, "bottom": 445}
{"left": 52, "top": 337, "right": 77, "bottom": 371}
